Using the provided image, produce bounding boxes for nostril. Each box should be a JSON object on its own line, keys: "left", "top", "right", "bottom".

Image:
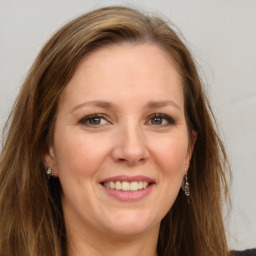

{"left": 120, "top": 157, "right": 146, "bottom": 166}
{"left": 111, "top": 137, "right": 149, "bottom": 165}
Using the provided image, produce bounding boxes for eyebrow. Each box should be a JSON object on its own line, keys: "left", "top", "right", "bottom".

{"left": 71, "top": 100, "right": 115, "bottom": 113}
{"left": 145, "top": 100, "right": 181, "bottom": 112}
{"left": 71, "top": 99, "right": 181, "bottom": 113}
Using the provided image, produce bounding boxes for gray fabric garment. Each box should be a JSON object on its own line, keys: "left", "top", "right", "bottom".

{"left": 232, "top": 249, "right": 256, "bottom": 256}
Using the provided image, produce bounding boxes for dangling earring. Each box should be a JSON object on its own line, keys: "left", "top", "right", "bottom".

{"left": 182, "top": 172, "right": 190, "bottom": 203}
{"left": 46, "top": 167, "right": 53, "bottom": 178}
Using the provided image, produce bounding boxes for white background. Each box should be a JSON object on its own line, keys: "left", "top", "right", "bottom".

{"left": 0, "top": 0, "right": 255, "bottom": 250}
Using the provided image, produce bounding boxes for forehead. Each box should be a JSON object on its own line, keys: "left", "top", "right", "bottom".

{"left": 59, "top": 43, "right": 184, "bottom": 110}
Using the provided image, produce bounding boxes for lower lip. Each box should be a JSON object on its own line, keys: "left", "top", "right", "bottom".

{"left": 101, "top": 184, "right": 155, "bottom": 201}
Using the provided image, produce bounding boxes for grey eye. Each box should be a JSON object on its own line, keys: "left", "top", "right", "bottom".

{"left": 151, "top": 117, "right": 164, "bottom": 125}
{"left": 79, "top": 114, "right": 109, "bottom": 126}
{"left": 148, "top": 114, "right": 175, "bottom": 126}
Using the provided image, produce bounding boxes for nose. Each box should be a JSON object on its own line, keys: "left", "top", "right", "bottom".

{"left": 111, "top": 124, "right": 149, "bottom": 165}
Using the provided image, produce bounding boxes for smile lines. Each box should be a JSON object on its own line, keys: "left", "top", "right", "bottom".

{"left": 103, "top": 181, "right": 150, "bottom": 192}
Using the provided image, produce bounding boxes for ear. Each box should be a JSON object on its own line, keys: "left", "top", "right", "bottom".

{"left": 185, "top": 130, "right": 197, "bottom": 172}
{"left": 43, "top": 146, "right": 58, "bottom": 176}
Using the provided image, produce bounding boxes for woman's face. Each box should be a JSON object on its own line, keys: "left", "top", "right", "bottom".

{"left": 45, "top": 43, "right": 195, "bottom": 238}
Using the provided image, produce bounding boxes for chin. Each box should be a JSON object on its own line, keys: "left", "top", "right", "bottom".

{"left": 103, "top": 210, "right": 159, "bottom": 236}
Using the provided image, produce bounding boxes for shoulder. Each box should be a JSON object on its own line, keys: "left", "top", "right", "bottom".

{"left": 231, "top": 249, "right": 256, "bottom": 256}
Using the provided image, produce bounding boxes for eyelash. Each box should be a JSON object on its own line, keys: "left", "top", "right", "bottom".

{"left": 79, "top": 114, "right": 109, "bottom": 126}
{"left": 147, "top": 113, "right": 175, "bottom": 126}
{"left": 78, "top": 113, "right": 175, "bottom": 127}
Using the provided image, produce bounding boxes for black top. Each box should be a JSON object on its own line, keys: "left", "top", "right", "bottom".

{"left": 232, "top": 249, "right": 256, "bottom": 256}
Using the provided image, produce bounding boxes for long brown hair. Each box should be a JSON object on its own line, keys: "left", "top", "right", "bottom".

{"left": 0, "top": 6, "right": 231, "bottom": 256}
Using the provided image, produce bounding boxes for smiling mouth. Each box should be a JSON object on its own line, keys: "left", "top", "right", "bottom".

{"left": 102, "top": 181, "right": 151, "bottom": 192}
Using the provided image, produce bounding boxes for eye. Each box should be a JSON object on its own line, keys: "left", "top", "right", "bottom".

{"left": 79, "top": 114, "right": 110, "bottom": 127}
{"left": 147, "top": 113, "right": 175, "bottom": 126}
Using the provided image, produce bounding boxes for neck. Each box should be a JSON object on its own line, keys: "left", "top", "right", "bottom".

{"left": 67, "top": 223, "right": 159, "bottom": 256}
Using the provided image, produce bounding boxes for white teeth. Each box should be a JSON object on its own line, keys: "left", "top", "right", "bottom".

{"left": 110, "top": 181, "right": 115, "bottom": 189}
{"left": 122, "top": 181, "right": 130, "bottom": 191}
{"left": 142, "top": 181, "right": 148, "bottom": 189}
{"left": 130, "top": 181, "right": 138, "bottom": 191}
{"left": 116, "top": 181, "right": 122, "bottom": 190}
{"left": 103, "top": 181, "right": 150, "bottom": 191}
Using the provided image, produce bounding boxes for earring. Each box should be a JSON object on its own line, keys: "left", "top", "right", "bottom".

{"left": 46, "top": 167, "right": 53, "bottom": 178}
{"left": 182, "top": 172, "right": 190, "bottom": 203}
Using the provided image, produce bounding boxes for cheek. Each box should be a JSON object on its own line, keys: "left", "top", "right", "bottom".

{"left": 150, "top": 134, "right": 189, "bottom": 176}
{"left": 53, "top": 129, "right": 109, "bottom": 179}
{"left": 150, "top": 136, "right": 188, "bottom": 214}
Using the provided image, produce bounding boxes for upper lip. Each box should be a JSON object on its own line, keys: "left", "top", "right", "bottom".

{"left": 100, "top": 175, "right": 155, "bottom": 183}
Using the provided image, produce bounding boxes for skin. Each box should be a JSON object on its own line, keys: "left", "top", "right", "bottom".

{"left": 44, "top": 43, "right": 196, "bottom": 256}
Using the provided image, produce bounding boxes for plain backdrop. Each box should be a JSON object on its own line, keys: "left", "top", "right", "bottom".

{"left": 0, "top": 0, "right": 255, "bottom": 250}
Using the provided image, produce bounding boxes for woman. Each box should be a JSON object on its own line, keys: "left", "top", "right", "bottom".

{"left": 0, "top": 6, "right": 255, "bottom": 256}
